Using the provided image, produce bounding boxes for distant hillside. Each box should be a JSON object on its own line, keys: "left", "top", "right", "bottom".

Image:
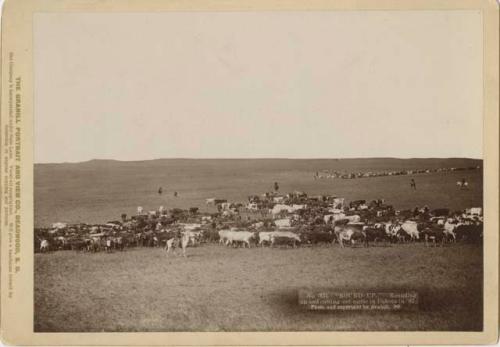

{"left": 36, "top": 157, "right": 482, "bottom": 171}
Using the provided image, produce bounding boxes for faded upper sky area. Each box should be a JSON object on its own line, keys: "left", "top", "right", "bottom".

{"left": 34, "top": 11, "right": 483, "bottom": 163}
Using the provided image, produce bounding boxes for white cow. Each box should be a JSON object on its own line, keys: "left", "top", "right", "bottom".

{"left": 218, "top": 229, "right": 231, "bottom": 244}
{"left": 270, "top": 231, "right": 301, "bottom": 247}
{"left": 223, "top": 230, "right": 255, "bottom": 248}
{"left": 180, "top": 223, "right": 202, "bottom": 231}
{"left": 291, "top": 204, "right": 306, "bottom": 211}
{"left": 220, "top": 202, "right": 231, "bottom": 211}
{"left": 137, "top": 206, "right": 143, "bottom": 214}
{"left": 186, "top": 230, "right": 202, "bottom": 246}
{"left": 40, "top": 239, "right": 50, "bottom": 253}
{"left": 201, "top": 216, "right": 212, "bottom": 223}
{"left": 332, "top": 197, "right": 345, "bottom": 209}
{"left": 324, "top": 213, "right": 346, "bottom": 224}
{"left": 396, "top": 221, "right": 420, "bottom": 241}
{"left": 327, "top": 208, "right": 344, "bottom": 214}
{"left": 273, "top": 196, "right": 285, "bottom": 203}
{"left": 252, "top": 221, "right": 265, "bottom": 229}
{"left": 344, "top": 215, "right": 361, "bottom": 223}
{"left": 468, "top": 207, "right": 483, "bottom": 216}
{"left": 271, "top": 204, "right": 294, "bottom": 215}
{"left": 258, "top": 231, "right": 275, "bottom": 246}
{"left": 274, "top": 218, "right": 292, "bottom": 228}
{"left": 382, "top": 222, "right": 398, "bottom": 237}
{"left": 258, "top": 231, "right": 300, "bottom": 246}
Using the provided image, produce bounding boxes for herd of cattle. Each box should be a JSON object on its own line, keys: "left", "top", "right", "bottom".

{"left": 35, "top": 191, "right": 483, "bottom": 255}
{"left": 314, "top": 165, "right": 481, "bottom": 179}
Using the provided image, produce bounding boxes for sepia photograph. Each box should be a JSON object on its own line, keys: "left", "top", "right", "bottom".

{"left": 1, "top": 1, "right": 498, "bottom": 344}
{"left": 30, "top": 10, "right": 487, "bottom": 333}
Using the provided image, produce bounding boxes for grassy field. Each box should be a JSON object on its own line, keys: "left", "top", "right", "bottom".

{"left": 34, "top": 158, "right": 483, "bottom": 332}
{"left": 34, "top": 158, "right": 482, "bottom": 227}
{"left": 34, "top": 243, "right": 482, "bottom": 332}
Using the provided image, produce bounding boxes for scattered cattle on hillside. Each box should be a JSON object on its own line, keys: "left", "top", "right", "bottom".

{"left": 314, "top": 165, "right": 481, "bottom": 180}
{"left": 35, "top": 190, "right": 483, "bottom": 255}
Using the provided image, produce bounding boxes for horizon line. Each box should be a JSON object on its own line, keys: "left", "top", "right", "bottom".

{"left": 34, "top": 156, "right": 484, "bottom": 165}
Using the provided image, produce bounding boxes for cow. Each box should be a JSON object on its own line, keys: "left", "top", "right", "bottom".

{"left": 164, "top": 231, "right": 190, "bottom": 257}
{"left": 273, "top": 196, "right": 285, "bottom": 203}
{"left": 181, "top": 223, "right": 202, "bottom": 231}
{"left": 271, "top": 204, "right": 294, "bottom": 215}
{"left": 323, "top": 215, "right": 333, "bottom": 224}
{"left": 258, "top": 231, "right": 275, "bottom": 246}
{"left": 218, "top": 229, "right": 230, "bottom": 245}
{"left": 223, "top": 230, "right": 256, "bottom": 248}
{"left": 349, "top": 200, "right": 366, "bottom": 210}
{"left": 252, "top": 221, "right": 265, "bottom": 229}
{"left": 291, "top": 204, "right": 307, "bottom": 211}
{"left": 53, "top": 236, "right": 68, "bottom": 250}
{"left": 165, "top": 237, "right": 180, "bottom": 256}
{"left": 270, "top": 231, "right": 301, "bottom": 248}
{"left": 421, "top": 227, "right": 445, "bottom": 247}
{"left": 332, "top": 197, "right": 345, "bottom": 210}
{"left": 104, "top": 238, "right": 113, "bottom": 253}
{"left": 40, "top": 239, "right": 50, "bottom": 253}
{"left": 324, "top": 213, "right": 346, "bottom": 224}
{"left": 334, "top": 224, "right": 366, "bottom": 247}
{"left": 68, "top": 238, "right": 87, "bottom": 251}
{"left": 185, "top": 230, "right": 202, "bottom": 246}
{"left": 274, "top": 218, "right": 292, "bottom": 228}
{"left": 300, "top": 231, "right": 335, "bottom": 245}
{"left": 394, "top": 221, "right": 420, "bottom": 242}
{"left": 364, "top": 226, "right": 390, "bottom": 246}
{"left": 470, "top": 207, "right": 482, "bottom": 216}
{"left": 113, "top": 236, "right": 125, "bottom": 251}
{"left": 219, "top": 202, "right": 231, "bottom": 211}
{"left": 344, "top": 215, "right": 361, "bottom": 223}
{"left": 382, "top": 222, "right": 399, "bottom": 242}
{"left": 87, "top": 237, "right": 103, "bottom": 252}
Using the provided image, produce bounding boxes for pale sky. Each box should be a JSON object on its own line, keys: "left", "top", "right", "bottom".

{"left": 34, "top": 11, "right": 483, "bottom": 163}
